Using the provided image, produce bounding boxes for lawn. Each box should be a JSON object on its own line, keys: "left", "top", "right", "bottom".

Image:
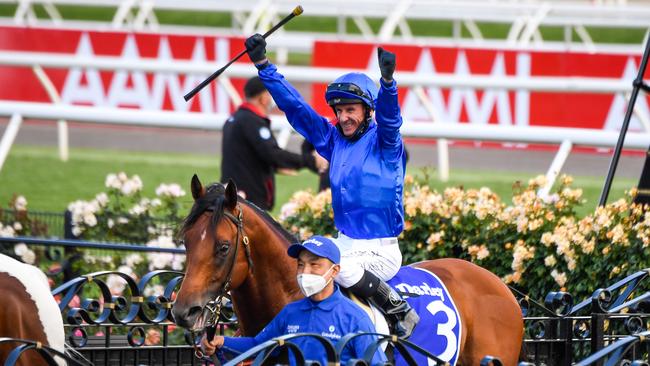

{"left": 0, "top": 145, "right": 637, "bottom": 218}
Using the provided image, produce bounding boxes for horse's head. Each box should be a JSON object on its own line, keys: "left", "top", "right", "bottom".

{"left": 172, "top": 174, "right": 253, "bottom": 330}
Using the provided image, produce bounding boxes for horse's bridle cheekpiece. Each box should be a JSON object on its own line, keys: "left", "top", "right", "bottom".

{"left": 191, "top": 204, "right": 254, "bottom": 363}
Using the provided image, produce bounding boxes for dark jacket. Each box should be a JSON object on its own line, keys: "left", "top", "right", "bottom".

{"left": 221, "top": 103, "right": 315, "bottom": 210}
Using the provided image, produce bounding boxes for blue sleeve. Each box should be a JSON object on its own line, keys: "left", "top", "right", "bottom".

{"left": 258, "top": 63, "right": 336, "bottom": 161}
{"left": 222, "top": 307, "right": 287, "bottom": 355}
{"left": 350, "top": 317, "right": 388, "bottom": 365}
{"left": 221, "top": 337, "right": 257, "bottom": 355}
{"left": 375, "top": 78, "right": 405, "bottom": 165}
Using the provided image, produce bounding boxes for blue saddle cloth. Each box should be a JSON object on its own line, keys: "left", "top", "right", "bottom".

{"left": 387, "top": 266, "right": 462, "bottom": 366}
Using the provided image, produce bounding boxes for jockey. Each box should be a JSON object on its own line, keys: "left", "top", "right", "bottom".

{"left": 245, "top": 34, "right": 419, "bottom": 337}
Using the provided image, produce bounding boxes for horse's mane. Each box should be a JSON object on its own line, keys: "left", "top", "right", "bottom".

{"left": 180, "top": 183, "right": 227, "bottom": 238}
{"left": 241, "top": 200, "right": 299, "bottom": 246}
{"left": 179, "top": 183, "right": 299, "bottom": 247}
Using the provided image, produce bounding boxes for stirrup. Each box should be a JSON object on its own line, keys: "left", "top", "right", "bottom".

{"left": 391, "top": 307, "right": 420, "bottom": 338}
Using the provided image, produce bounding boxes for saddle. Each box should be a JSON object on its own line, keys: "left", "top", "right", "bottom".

{"left": 341, "top": 289, "right": 390, "bottom": 341}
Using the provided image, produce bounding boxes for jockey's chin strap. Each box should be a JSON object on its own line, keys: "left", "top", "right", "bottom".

{"left": 192, "top": 204, "right": 253, "bottom": 362}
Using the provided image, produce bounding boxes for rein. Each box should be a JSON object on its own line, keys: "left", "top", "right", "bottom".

{"left": 191, "top": 204, "right": 254, "bottom": 362}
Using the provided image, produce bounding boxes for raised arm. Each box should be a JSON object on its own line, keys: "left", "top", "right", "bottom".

{"left": 374, "top": 47, "right": 404, "bottom": 164}
{"left": 245, "top": 34, "right": 336, "bottom": 160}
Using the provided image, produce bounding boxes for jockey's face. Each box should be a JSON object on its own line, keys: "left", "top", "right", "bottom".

{"left": 297, "top": 251, "right": 339, "bottom": 278}
{"left": 334, "top": 103, "right": 366, "bottom": 137}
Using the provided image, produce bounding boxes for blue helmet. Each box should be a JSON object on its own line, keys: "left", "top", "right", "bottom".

{"left": 325, "top": 73, "right": 378, "bottom": 110}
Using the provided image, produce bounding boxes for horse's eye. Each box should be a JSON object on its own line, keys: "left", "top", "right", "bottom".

{"left": 218, "top": 241, "right": 230, "bottom": 256}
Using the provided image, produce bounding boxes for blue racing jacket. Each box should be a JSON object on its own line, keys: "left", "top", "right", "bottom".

{"left": 221, "top": 285, "right": 387, "bottom": 365}
{"left": 258, "top": 63, "right": 406, "bottom": 239}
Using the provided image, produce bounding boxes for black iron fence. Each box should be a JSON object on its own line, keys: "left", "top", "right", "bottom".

{"left": 515, "top": 269, "right": 650, "bottom": 365}
{"left": 0, "top": 209, "right": 179, "bottom": 243}
{"left": 2, "top": 237, "right": 650, "bottom": 365}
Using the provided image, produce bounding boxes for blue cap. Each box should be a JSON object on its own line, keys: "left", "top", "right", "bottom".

{"left": 287, "top": 235, "right": 340, "bottom": 264}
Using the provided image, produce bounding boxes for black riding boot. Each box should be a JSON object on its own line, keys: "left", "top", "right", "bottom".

{"left": 349, "top": 270, "right": 420, "bottom": 338}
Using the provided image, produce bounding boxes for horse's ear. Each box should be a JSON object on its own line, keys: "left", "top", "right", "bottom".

{"left": 225, "top": 179, "right": 238, "bottom": 210}
{"left": 191, "top": 174, "right": 205, "bottom": 200}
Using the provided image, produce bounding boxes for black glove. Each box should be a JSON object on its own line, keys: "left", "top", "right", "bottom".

{"left": 377, "top": 47, "right": 396, "bottom": 81}
{"left": 245, "top": 33, "right": 267, "bottom": 64}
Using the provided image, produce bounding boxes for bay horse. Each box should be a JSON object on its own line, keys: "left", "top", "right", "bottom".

{"left": 172, "top": 176, "right": 523, "bottom": 365}
{"left": 0, "top": 254, "right": 65, "bottom": 365}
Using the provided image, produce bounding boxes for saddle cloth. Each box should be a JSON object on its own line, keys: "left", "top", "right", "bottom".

{"left": 349, "top": 265, "right": 462, "bottom": 366}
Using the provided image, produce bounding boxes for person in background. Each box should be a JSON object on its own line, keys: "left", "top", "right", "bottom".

{"left": 220, "top": 76, "right": 327, "bottom": 210}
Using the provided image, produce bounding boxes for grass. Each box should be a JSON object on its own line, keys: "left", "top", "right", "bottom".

{"left": 0, "top": 145, "right": 317, "bottom": 217}
{"left": 0, "top": 145, "right": 636, "bottom": 219}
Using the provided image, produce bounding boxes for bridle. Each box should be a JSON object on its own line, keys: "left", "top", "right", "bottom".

{"left": 190, "top": 203, "right": 254, "bottom": 361}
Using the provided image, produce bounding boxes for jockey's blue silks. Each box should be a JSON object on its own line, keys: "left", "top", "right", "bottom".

{"left": 258, "top": 63, "right": 406, "bottom": 239}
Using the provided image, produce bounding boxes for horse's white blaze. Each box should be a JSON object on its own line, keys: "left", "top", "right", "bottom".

{"left": 0, "top": 254, "right": 65, "bottom": 363}
{"left": 201, "top": 229, "right": 206, "bottom": 241}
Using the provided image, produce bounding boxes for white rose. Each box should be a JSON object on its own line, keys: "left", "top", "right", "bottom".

{"left": 131, "top": 175, "right": 143, "bottom": 191}
{"left": 121, "top": 181, "right": 136, "bottom": 196}
{"left": 105, "top": 174, "right": 121, "bottom": 189}
{"left": 95, "top": 192, "right": 109, "bottom": 207}
{"left": 117, "top": 265, "right": 134, "bottom": 277}
{"left": 83, "top": 213, "right": 97, "bottom": 227}
{"left": 172, "top": 255, "right": 185, "bottom": 271}
{"left": 14, "top": 196, "right": 27, "bottom": 211}
{"left": 118, "top": 172, "right": 128, "bottom": 182}
{"left": 13, "top": 222, "right": 23, "bottom": 232}
{"left": 106, "top": 274, "right": 126, "bottom": 295}
{"left": 22, "top": 249, "right": 36, "bottom": 264}
{"left": 72, "top": 226, "right": 83, "bottom": 236}
{"left": 14, "top": 243, "right": 28, "bottom": 256}
{"left": 107, "top": 219, "right": 114, "bottom": 229}
{"left": 0, "top": 225, "right": 15, "bottom": 237}
{"left": 124, "top": 254, "right": 143, "bottom": 268}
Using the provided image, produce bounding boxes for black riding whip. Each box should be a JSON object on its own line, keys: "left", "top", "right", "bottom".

{"left": 183, "top": 5, "right": 304, "bottom": 102}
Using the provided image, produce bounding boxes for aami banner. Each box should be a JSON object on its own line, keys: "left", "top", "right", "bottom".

{"left": 1, "top": 25, "right": 649, "bottom": 134}
{"left": 312, "top": 41, "right": 650, "bottom": 133}
{"left": 0, "top": 25, "right": 249, "bottom": 114}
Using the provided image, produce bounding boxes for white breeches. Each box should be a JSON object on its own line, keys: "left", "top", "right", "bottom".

{"left": 331, "top": 233, "right": 403, "bottom": 288}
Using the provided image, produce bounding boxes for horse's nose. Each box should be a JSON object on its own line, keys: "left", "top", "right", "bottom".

{"left": 172, "top": 303, "right": 203, "bottom": 329}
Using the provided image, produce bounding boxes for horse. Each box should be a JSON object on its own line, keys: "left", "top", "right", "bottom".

{"left": 0, "top": 254, "right": 65, "bottom": 365}
{"left": 172, "top": 176, "right": 524, "bottom": 365}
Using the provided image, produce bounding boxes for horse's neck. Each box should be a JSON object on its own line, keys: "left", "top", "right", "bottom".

{"left": 231, "top": 208, "right": 301, "bottom": 336}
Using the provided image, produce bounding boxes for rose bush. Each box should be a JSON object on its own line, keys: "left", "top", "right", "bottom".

{"left": 279, "top": 174, "right": 649, "bottom": 301}
{"left": 0, "top": 174, "right": 186, "bottom": 291}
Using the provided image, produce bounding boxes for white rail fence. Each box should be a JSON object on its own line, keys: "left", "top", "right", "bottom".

{"left": 1, "top": 0, "right": 649, "bottom": 52}
{"left": 0, "top": 49, "right": 649, "bottom": 194}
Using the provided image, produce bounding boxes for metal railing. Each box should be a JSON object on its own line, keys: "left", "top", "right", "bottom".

{"left": 2, "top": 261, "right": 650, "bottom": 365}
{"left": 1, "top": 0, "right": 649, "bottom": 50}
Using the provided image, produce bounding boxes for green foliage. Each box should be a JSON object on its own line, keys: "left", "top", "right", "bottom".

{"left": 279, "top": 173, "right": 649, "bottom": 302}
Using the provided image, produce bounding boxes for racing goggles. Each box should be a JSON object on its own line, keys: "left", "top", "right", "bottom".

{"left": 326, "top": 82, "right": 371, "bottom": 104}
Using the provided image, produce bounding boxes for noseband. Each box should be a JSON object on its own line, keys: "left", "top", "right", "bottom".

{"left": 192, "top": 204, "right": 254, "bottom": 360}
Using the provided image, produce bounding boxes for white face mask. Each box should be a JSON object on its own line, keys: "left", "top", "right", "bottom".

{"left": 297, "top": 265, "right": 335, "bottom": 298}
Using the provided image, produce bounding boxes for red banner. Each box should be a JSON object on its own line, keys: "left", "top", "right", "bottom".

{"left": 0, "top": 25, "right": 251, "bottom": 114}
{"left": 312, "top": 41, "right": 650, "bottom": 133}
{"left": 1, "top": 26, "right": 649, "bottom": 136}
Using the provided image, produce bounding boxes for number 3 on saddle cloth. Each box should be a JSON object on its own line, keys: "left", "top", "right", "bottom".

{"left": 373, "top": 266, "right": 462, "bottom": 366}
